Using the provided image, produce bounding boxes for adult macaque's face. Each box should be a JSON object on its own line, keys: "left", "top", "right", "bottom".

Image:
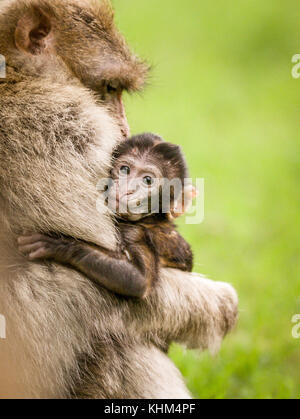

{"left": 14, "top": 1, "right": 148, "bottom": 139}
{"left": 97, "top": 82, "right": 130, "bottom": 139}
{"left": 53, "top": 5, "right": 149, "bottom": 140}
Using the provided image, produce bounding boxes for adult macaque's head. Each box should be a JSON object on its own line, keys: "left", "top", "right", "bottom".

{"left": 0, "top": 0, "right": 148, "bottom": 138}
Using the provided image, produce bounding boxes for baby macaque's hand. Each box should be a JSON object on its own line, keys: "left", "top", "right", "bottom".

{"left": 172, "top": 185, "right": 198, "bottom": 218}
{"left": 18, "top": 234, "right": 68, "bottom": 261}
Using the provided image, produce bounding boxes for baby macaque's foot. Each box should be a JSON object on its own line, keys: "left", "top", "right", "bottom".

{"left": 18, "top": 234, "right": 67, "bottom": 261}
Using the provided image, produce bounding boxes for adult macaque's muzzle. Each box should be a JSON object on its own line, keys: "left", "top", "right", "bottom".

{"left": 117, "top": 94, "right": 130, "bottom": 139}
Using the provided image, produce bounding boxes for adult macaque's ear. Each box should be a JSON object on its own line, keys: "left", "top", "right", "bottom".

{"left": 15, "top": 7, "right": 52, "bottom": 55}
{"left": 171, "top": 185, "right": 198, "bottom": 219}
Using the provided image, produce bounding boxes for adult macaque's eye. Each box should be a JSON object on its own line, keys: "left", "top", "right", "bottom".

{"left": 100, "top": 82, "right": 119, "bottom": 98}
{"left": 107, "top": 84, "right": 118, "bottom": 94}
{"left": 143, "top": 176, "right": 154, "bottom": 186}
{"left": 105, "top": 80, "right": 119, "bottom": 95}
{"left": 120, "top": 165, "right": 130, "bottom": 175}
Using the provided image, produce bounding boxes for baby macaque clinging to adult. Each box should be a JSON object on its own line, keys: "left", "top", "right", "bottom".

{"left": 18, "top": 133, "right": 195, "bottom": 299}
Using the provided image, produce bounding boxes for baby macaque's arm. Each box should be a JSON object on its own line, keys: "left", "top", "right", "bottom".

{"left": 147, "top": 228, "right": 193, "bottom": 272}
{"left": 18, "top": 234, "right": 150, "bottom": 298}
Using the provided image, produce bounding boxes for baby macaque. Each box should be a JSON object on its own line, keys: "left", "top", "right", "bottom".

{"left": 18, "top": 133, "right": 194, "bottom": 298}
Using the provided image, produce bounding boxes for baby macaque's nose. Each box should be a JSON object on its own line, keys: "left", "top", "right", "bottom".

{"left": 126, "top": 180, "right": 139, "bottom": 196}
{"left": 119, "top": 187, "right": 135, "bottom": 200}
{"left": 126, "top": 189, "right": 136, "bottom": 196}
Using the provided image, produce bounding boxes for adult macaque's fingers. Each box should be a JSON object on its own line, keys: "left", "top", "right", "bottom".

{"left": 19, "top": 242, "right": 48, "bottom": 255}
{"left": 18, "top": 234, "right": 51, "bottom": 246}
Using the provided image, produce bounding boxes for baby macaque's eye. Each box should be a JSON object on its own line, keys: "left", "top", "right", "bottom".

{"left": 143, "top": 176, "right": 154, "bottom": 186}
{"left": 120, "top": 166, "right": 130, "bottom": 175}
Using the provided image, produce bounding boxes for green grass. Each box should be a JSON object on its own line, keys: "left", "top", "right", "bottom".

{"left": 114, "top": 0, "right": 300, "bottom": 399}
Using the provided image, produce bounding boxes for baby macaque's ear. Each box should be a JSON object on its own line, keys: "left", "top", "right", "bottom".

{"left": 170, "top": 185, "right": 198, "bottom": 219}
{"left": 15, "top": 6, "right": 53, "bottom": 55}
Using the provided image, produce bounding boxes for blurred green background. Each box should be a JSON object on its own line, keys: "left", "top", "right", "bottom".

{"left": 114, "top": 0, "right": 300, "bottom": 399}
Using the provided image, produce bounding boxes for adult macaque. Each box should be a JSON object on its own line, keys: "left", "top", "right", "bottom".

{"left": 0, "top": 0, "right": 238, "bottom": 399}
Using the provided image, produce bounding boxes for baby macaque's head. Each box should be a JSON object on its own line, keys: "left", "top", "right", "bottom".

{"left": 106, "top": 133, "right": 189, "bottom": 221}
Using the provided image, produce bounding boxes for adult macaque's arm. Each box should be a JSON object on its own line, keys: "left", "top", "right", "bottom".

{"left": 18, "top": 236, "right": 238, "bottom": 352}
{"left": 127, "top": 268, "right": 238, "bottom": 353}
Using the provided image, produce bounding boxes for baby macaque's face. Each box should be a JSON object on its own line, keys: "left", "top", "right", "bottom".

{"left": 107, "top": 152, "right": 163, "bottom": 221}
{"left": 105, "top": 133, "right": 189, "bottom": 221}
